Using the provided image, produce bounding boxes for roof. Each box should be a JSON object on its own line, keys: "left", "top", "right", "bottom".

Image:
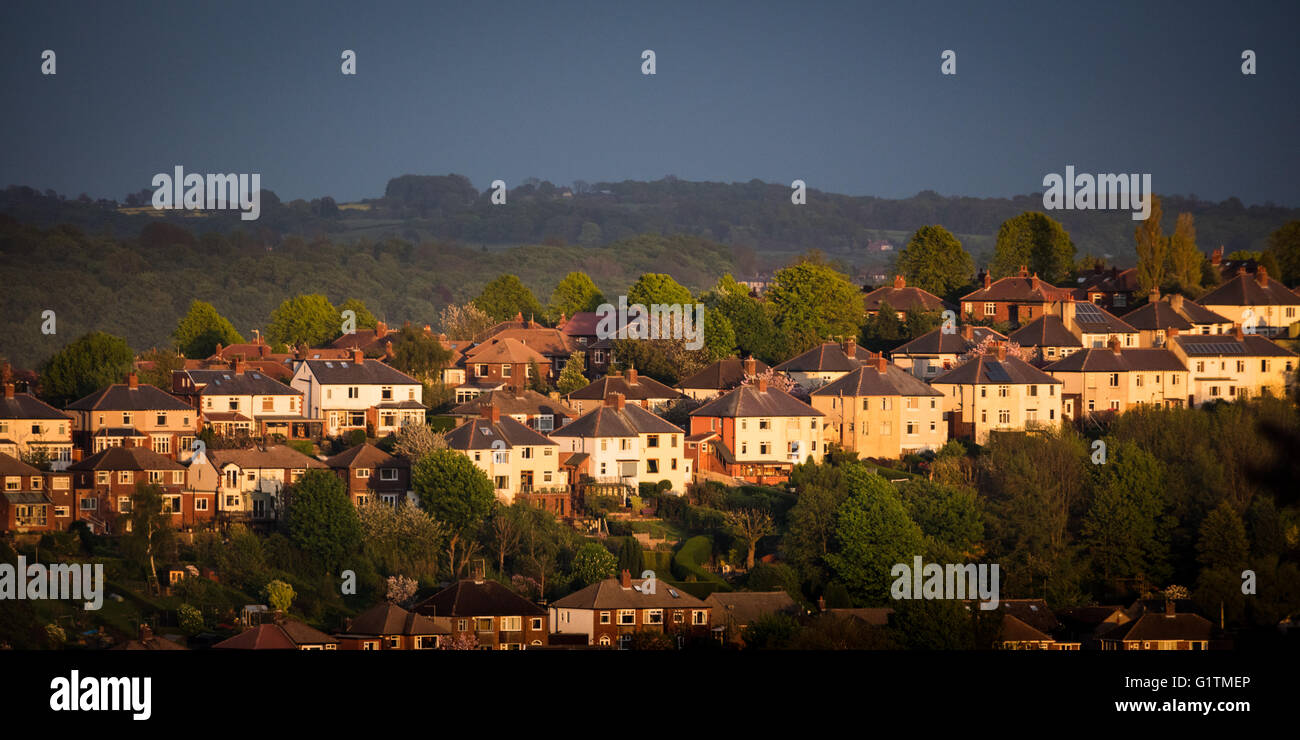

{"left": 551, "top": 577, "right": 708, "bottom": 610}
{"left": 559, "top": 311, "right": 601, "bottom": 337}
{"left": 66, "top": 383, "right": 192, "bottom": 411}
{"left": 676, "top": 357, "right": 771, "bottom": 391}
{"left": 809, "top": 363, "right": 943, "bottom": 398}
{"left": 1043, "top": 348, "right": 1187, "bottom": 373}
{"left": 1000, "top": 614, "right": 1056, "bottom": 643}
{"left": 548, "top": 402, "right": 684, "bottom": 438}
{"left": 0, "top": 452, "right": 42, "bottom": 477}
{"left": 213, "top": 621, "right": 338, "bottom": 649}
{"left": 704, "top": 591, "right": 799, "bottom": 627}
{"left": 463, "top": 337, "right": 548, "bottom": 365}
{"left": 1198, "top": 271, "right": 1300, "bottom": 307}
{"left": 1007, "top": 316, "right": 1083, "bottom": 347}
{"left": 485, "top": 327, "right": 575, "bottom": 356}
{"left": 1071, "top": 301, "right": 1138, "bottom": 335}
{"left": 1174, "top": 334, "right": 1297, "bottom": 358}
{"left": 116, "top": 635, "right": 188, "bottom": 651}
{"left": 1102, "top": 612, "right": 1213, "bottom": 642}
{"left": 343, "top": 602, "right": 449, "bottom": 636}
{"left": 892, "top": 326, "right": 1006, "bottom": 356}
{"left": 567, "top": 372, "right": 682, "bottom": 401}
{"left": 862, "top": 281, "right": 949, "bottom": 313}
{"left": 1120, "top": 300, "right": 1190, "bottom": 331}
{"left": 0, "top": 392, "right": 69, "bottom": 420}
{"left": 67, "top": 446, "right": 186, "bottom": 472}
{"left": 1000, "top": 599, "right": 1062, "bottom": 636}
{"left": 450, "top": 389, "right": 575, "bottom": 418}
{"left": 444, "top": 416, "right": 557, "bottom": 450}
{"left": 412, "top": 579, "right": 547, "bottom": 617}
{"left": 1073, "top": 267, "right": 1139, "bottom": 295}
{"left": 773, "top": 342, "right": 873, "bottom": 373}
{"left": 4, "top": 491, "right": 52, "bottom": 505}
{"left": 324, "top": 442, "right": 407, "bottom": 469}
{"left": 209, "top": 445, "right": 328, "bottom": 470}
{"left": 929, "top": 354, "right": 1063, "bottom": 386}
{"left": 180, "top": 369, "right": 299, "bottom": 396}
{"left": 690, "top": 384, "right": 824, "bottom": 419}
{"left": 298, "top": 359, "right": 419, "bottom": 385}
{"left": 961, "top": 274, "right": 1072, "bottom": 303}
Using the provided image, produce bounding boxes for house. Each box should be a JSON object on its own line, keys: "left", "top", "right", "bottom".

{"left": 115, "top": 624, "right": 188, "bottom": 651}
{"left": 1208, "top": 246, "right": 1258, "bottom": 281}
{"left": 928, "top": 342, "right": 1065, "bottom": 444}
{"left": 449, "top": 388, "right": 576, "bottom": 433}
{"left": 1168, "top": 327, "right": 1297, "bottom": 404}
{"left": 676, "top": 356, "right": 771, "bottom": 402}
{"left": 455, "top": 337, "right": 551, "bottom": 401}
{"left": 65, "top": 372, "right": 199, "bottom": 462}
{"left": 412, "top": 577, "right": 550, "bottom": 649}
{"left": 862, "top": 275, "right": 950, "bottom": 319}
{"left": 960, "top": 266, "right": 1073, "bottom": 325}
{"left": 484, "top": 325, "right": 575, "bottom": 381}
{"left": 0, "top": 382, "right": 74, "bottom": 470}
{"left": 444, "top": 407, "right": 568, "bottom": 510}
{"left": 1098, "top": 600, "right": 1213, "bottom": 650}
{"left": 994, "top": 599, "right": 1078, "bottom": 650}
{"left": 1196, "top": 267, "right": 1300, "bottom": 338}
{"left": 213, "top": 618, "right": 339, "bottom": 650}
{"left": 688, "top": 376, "right": 824, "bottom": 485}
{"left": 324, "top": 443, "right": 411, "bottom": 508}
{"left": 772, "top": 339, "right": 874, "bottom": 390}
{"left": 172, "top": 360, "right": 312, "bottom": 440}
{"left": 548, "top": 392, "right": 692, "bottom": 496}
{"left": 335, "top": 602, "right": 448, "bottom": 650}
{"left": 557, "top": 311, "right": 602, "bottom": 351}
{"left": 549, "top": 570, "right": 711, "bottom": 648}
{"left": 198, "top": 445, "right": 329, "bottom": 522}
{"left": 66, "top": 445, "right": 200, "bottom": 533}
{"left": 327, "top": 320, "right": 399, "bottom": 355}
{"left": 1121, "top": 291, "right": 1234, "bottom": 347}
{"left": 1057, "top": 605, "right": 1130, "bottom": 647}
{"left": 290, "top": 351, "right": 425, "bottom": 438}
{"left": 565, "top": 368, "right": 683, "bottom": 415}
{"left": 1060, "top": 299, "right": 1139, "bottom": 349}
{"left": 705, "top": 591, "right": 801, "bottom": 646}
{"left": 808, "top": 354, "right": 947, "bottom": 459}
{"left": 0, "top": 453, "right": 54, "bottom": 533}
{"left": 41, "top": 469, "right": 76, "bottom": 530}
{"left": 1044, "top": 340, "right": 1190, "bottom": 418}
{"left": 1006, "top": 315, "right": 1082, "bottom": 366}
{"left": 890, "top": 325, "right": 1007, "bottom": 380}
{"left": 1072, "top": 266, "right": 1140, "bottom": 311}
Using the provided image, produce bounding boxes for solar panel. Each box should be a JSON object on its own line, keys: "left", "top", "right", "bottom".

{"left": 984, "top": 363, "right": 1012, "bottom": 383}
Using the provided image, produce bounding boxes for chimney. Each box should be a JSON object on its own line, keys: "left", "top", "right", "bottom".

{"left": 604, "top": 392, "right": 626, "bottom": 411}
{"left": 384, "top": 340, "right": 394, "bottom": 358}
{"left": 1233, "top": 324, "right": 1244, "bottom": 341}
{"left": 1169, "top": 294, "right": 1184, "bottom": 313}
{"left": 1017, "top": 264, "right": 1028, "bottom": 278}
{"left": 1108, "top": 336, "right": 1122, "bottom": 355}
{"left": 875, "top": 355, "right": 887, "bottom": 374}
{"left": 1061, "top": 298, "right": 1078, "bottom": 334}
{"left": 481, "top": 405, "right": 501, "bottom": 423}
{"left": 215, "top": 342, "right": 224, "bottom": 356}
{"left": 817, "top": 595, "right": 827, "bottom": 612}
{"left": 994, "top": 342, "right": 1006, "bottom": 362}
{"left": 252, "top": 329, "right": 261, "bottom": 345}
{"left": 127, "top": 372, "right": 139, "bottom": 389}
{"left": 1165, "top": 599, "right": 1175, "bottom": 617}
{"left": 961, "top": 324, "right": 973, "bottom": 342}
{"left": 376, "top": 321, "right": 388, "bottom": 338}
{"left": 1256, "top": 266, "right": 1269, "bottom": 286}
{"left": 842, "top": 337, "right": 857, "bottom": 359}
{"left": 627, "top": 367, "right": 638, "bottom": 385}
{"left": 138, "top": 624, "right": 153, "bottom": 642}
{"left": 232, "top": 356, "right": 246, "bottom": 375}
{"left": 1211, "top": 247, "right": 1223, "bottom": 266}
{"left": 757, "top": 376, "right": 769, "bottom": 393}
{"left": 1147, "top": 288, "right": 1159, "bottom": 303}
{"left": 259, "top": 342, "right": 269, "bottom": 358}
{"left": 743, "top": 356, "right": 757, "bottom": 376}
{"left": 620, "top": 569, "right": 632, "bottom": 588}
{"left": 351, "top": 349, "right": 364, "bottom": 365}
{"left": 893, "top": 274, "right": 905, "bottom": 289}
{"left": 438, "top": 332, "right": 447, "bottom": 342}
{"left": 71, "top": 449, "right": 83, "bottom": 462}
{"left": 3, "top": 383, "right": 12, "bottom": 400}
{"left": 982, "top": 271, "right": 991, "bottom": 289}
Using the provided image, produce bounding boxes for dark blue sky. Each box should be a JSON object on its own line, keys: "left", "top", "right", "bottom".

{"left": 3, "top": 0, "right": 1297, "bottom": 205}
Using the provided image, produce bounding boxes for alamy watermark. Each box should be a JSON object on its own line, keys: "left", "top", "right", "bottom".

{"left": 151, "top": 166, "right": 261, "bottom": 221}
{"left": 891, "top": 556, "right": 1000, "bottom": 610}
{"left": 0, "top": 556, "right": 104, "bottom": 610}
{"left": 596, "top": 296, "right": 705, "bottom": 351}
{"left": 1042, "top": 165, "right": 1151, "bottom": 221}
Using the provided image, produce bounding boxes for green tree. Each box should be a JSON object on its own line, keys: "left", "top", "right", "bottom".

{"left": 783, "top": 461, "right": 852, "bottom": 586}
{"left": 1166, "top": 212, "right": 1202, "bottom": 293}
{"left": 177, "top": 603, "right": 204, "bottom": 634}
{"left": 896, "top": 225, "right": 974, "bottom": 297}
{"left": 262, "top": 579, "right": 296, "bottom": 613}
{"left": 824, "top": 465, "right": 925, "bottom": 605}
{"left": 766, "top": 260, "right": 863, "bottom": 353}
{"left": 578, "top": 222, "right": 603, "bottom": 248}
{"left": 267, "top": 294, "right": 338, "bottom": 347}
{"left": 900, "top": 479, "right": 984, "bottom": 558}
{"left": 701, "top": 309, "right": 736, "bottom": 362}
{"left": 338, "top": 298, "right": 379, "bottom": 331}
{"left": 991, "top": 211, "right": 1076, "bottom": 282}
{"left": 861, "top": 299, "right": 903, "bottom": 350}
{"left": 474, "top": 275, "right": 544, "bottom": 322}
{"left": 527, "top": 359, "right": 549, "bottom": 393}
{"left": 389, "top": 324, "right": 452, "bottom": 382}
{"left": 172, "top": 299, "right": 244, "bottom": 358}
{"left": 616, "top": 536, "right": 645, "bottom": 576}
{"left": 741, "top": 612, "right": 801, "bottom": 649}
{"left": 412, "top": 449, "right": 496, "bottom": 577}
{"left": 135, "top": 348, "right": 186, "bottom": 389}
{"left": 1080, "top": 440, "right": 1171, "bottom": 583}
{"left": 38, "top": 331, "right": 134, "bottom": 404}
{"left": 627, "top": 273, "right": 693, "bottom": 308}
{"left": 549, "top": 271, "right": 605, "bottom": 319}
{"left": 556, "top": 351, "right": 589, "bottom": 394}
{"left": 572, "top": 542, "right": 618, "bottom": 586}
{"left": 1134, "top": 196, "right": 1168, "bottom": 294}
{"left": 1265, "top": 220, "right": 1300, "bottom": 285}
{"left": 284, "top": 469, "right": 363, "bottom": 572}
{"left": 121, "top": 482, "right": 175, "bottom": 591}
{"left": 1196, "top": 500, "right": 1249, "bottom": 570}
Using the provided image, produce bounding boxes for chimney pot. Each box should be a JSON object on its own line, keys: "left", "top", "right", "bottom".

{"left": 481, "top": 405, "right": 501, "bottom": 423}
{"left": 1108, "top": 336, "right": 1122, "bottom": 355}
{"left": 127, "top": 372, "right": 139, "bottom": 389}
{"left": 876, "top": 355, "right": 887, "bottom": 374}
{"left": 1256, "top": 266, "right": 1268, "bottom": 286}
{"left": 605, "top": 392, "right": 626, "bottom": 411}
{"left": 621, "top": 569, "right": 631, "bottom": 588}
{"left": 742, "top": 357, "right": 757, "bottom": 376}
{"left": 843, "top": 338, "right": 857, "bottom": 359}
{"left": 961, "top": 325, "right": 973, "bottom": 341}
{"left": 757, "top": 376, "right": 769, "bottom": 393}
{"left": 376, "top": 321, "right": 388, "bottom": 338}
{"left": 893, "top": 274, "right": 905, "bottom": 289}
{"left": 351, "top": 348, "right": 364, "bottom": 365}
{"left": 1233, "top": 324, "right": 1244, "bottom": 341}
{"left": 627, "top": 367, "right": 638, "bottom": 385}
{"left": 982, "top": 272, "right": 991, "bottom": 289}
{"left": 995, "top": 342, "right": 1006, "bottom": 362}
{"left": 1018, "top": 265, "right": 1028, "bottom": 278}
{"left": 1211, "top": 247, "right": 1223, "bottom": 266}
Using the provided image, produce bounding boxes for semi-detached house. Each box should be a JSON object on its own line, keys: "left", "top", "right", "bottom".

{"left": 291, "top": 350, "right": 424, "bottom": 438}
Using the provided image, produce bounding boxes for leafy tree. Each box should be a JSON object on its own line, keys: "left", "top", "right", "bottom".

{"left": 121, "top": 482, "right": 175, "bottom": 591}
{"left": 765, "top": 260, "right": 862, "bottom": 353}
{"left": 473, "top": 274, "right": 543, "bottom": 322}
{"left": 1166, "top": 212, "right": 1202, "bottom": 293}
{"left": 527, "top": 359, "right": 549, "bottom": 393}
{"left": 746, "top": 562, "right": 802, "bottom": 601}
{"left": 896, "top": 225, "right": 974, "bottom": 297}
{"left": 338, "top": 298, "right": 378, "bottom": 330}
{"left": 267, "top": 294, "right": 338, "bottom": 347}
{"left": 578, "top": 222, "right": 603, "bottom": 248}
{"left": 824, "top": 465, "right": 925, "bottom": 605}
{"left": 1266, "top": 220, "right": 1300, "bottom": 285}
{"left": 783, "top": 461, "right": 852, "bottom": 586}
{"left": 549, "top": 271, "right": 605, "bottom": 319}
{"left": 861, "top": 299, "right": 903, "bottom": 350}
{"left": 1134, "top": 196, "right": 1168, "bottom": 294}
{"left": 39, "top": 331, "right": 134, "bottom": 404}
{"left": 572, "top": 542, "right": 618, "bottom": 586}
{"left": 616, "top": 536, "right": 645, "bottom": 576}
{"left": 1196, "top": 500, "right": 1249, "bottom": 570}
{"left": 711, "top": 291, "right": 788, "bottom": 364}
{"left": 556, "top": 351, "right": 589, "bottom": 394}
{"left": 488, "top": 503, "right": 526, "bottom": 575}
{"left": 439, "top": 302, "right": 497, "bottom": 339}
{"left": 627, "top": 273, "right": 693, "bottom": 308}
{"left": 726, "top": 508, "right": 774, "bottom": 570}
{"left": 177, "top": 603, "right": 204, "bottom": 634}
{"left": 991, "top": 211, "right": 1076, "bottom": 282}
{"left": 389, "top": 324, "right": 452, "bottom": 382}
{"left": 135, "top": 348, "right": 185, "bottom": 389}
{"left": 701, "top": 309, "right": 736, "bottom": 362}
{"left": 1080, "top": 440, "right": 1172, "bottom": 583}
{"left": 358, "top": 500, "right": 447, "bottom": 576}
{"left": 262, "top": 579, "right": 296, "bottom": 613}
{"left": 412, "top": 449, "right": 495, "bottom": 577}
{"left": 284, "top": 469, "right": 363, "bottom": 572}
{"left": 900, "top": 479, "right": 984, "bottom": 558}
{"left": 391, "top": 422, "right": 447, "bottom": 462}
{"left": 172, "top": 300, "right": 244, "bottom": 358}
{"left": 741, "top": 612, "right": 801, "bottom": 649}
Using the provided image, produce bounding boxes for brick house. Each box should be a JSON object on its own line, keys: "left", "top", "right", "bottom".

{"left": 66, "top": 445, "right": 204, "bottom": 533}
{"left": 412, "top": 577, "right": 550, "bottom": 649}
{"left": 195, "top": 445, "right": 329, "bottom": 523}
{"left": 550, "top": 570, "right": 712, "bottom": 648}
{"left": 687, "top": 376, "right": 823, "bottom": 485}
{"left": 676, "top": 357, "right": 772, "bottom": 402}
{"left": 65, "top": 372, "right": 199, "bottom": 462}
{"left": 0, "top": 452, "right": 55, "bottom": 534}
{"left": 566, "top": 368, "right": 683, "bottom": 415}
{"left": 290, "top": 351, "right": 425, "bottom": 438}
{"left": 172, "top": 360, "right": 311, "bottom": 441}
{"left": 335, "top": 602, "right": 448, "bottom": 650}
{"left": 862, "top": 275, "right": 951, "bottom": 319}
{"left": 960, "top": 267, "right": 1073, "bottom": 325}
{"left": 890, "top": 325, "right": 1007, "bottom": 380}
{"left": 324, "top": 443, "right": 411, "bottom": 508}
{"left": 0, "top": 382, "right": 74, "bottom": 470}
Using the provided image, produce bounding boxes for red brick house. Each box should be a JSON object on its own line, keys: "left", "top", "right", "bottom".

{"left": 65, "top": 372, "right": 199, "bottom": 462}
{"left": 412, "top": 577, "right": 550, "bottom": 649}
{"left": 324, "top": 443, "right": 411, "bottom": 508}
{"left": 550, "top": 570, "right": 712, "bottom": 648}
{"left": 335, "top": 602, "right": 448, "bottom": 650}
{"left": 0, "top": 453, "right": 55, "bottom": 534}
{"left": 960, "top": 267, "right": 1073, "bottom": 325}
{"left": 65, "top": 445, "right": 207, "bottom": 533}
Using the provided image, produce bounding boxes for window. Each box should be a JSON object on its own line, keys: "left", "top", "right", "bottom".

{"left": 599, "top": 611, "right": 611, "bottom": 625}
{"left": 906, "top": 421, "right": 917, "bottom": 435}
{"left": 1108, "top": 373, "right": 1119, "bottom": 387}
{"left": 646, "top": 459, "right": 659, "bottom": 474}
{"left": 96, "top": 471, "right": 110, "bottom": 485}
{"left": 347, "top": 387, "right": 359, "bottom": 399}
{"left": 262, "top": 397, "right": 274, "bottom": 412}
{"left": 172, "top": 471, "right": 184, "bottom": 484}
{"left": 494, "top": 475, "right": 508, "bottom": 489}
{"left": 984, "top": 303, "right": 996, "bottom": 316}
{"left": 530, "top": 618, "right": 543, "bottom": 631}
{"left": 692, "top": 610, "right": 707, "bottom": 625}
{"left": 618, "top": 610, "right": 636, "bottom": 625}
{"left": 998, "top": 409, "right": 1011, "bottom": 424}
{"left": 381, "top": 386, "right": 393, "bottom": 401}
{"left": 1028, "top": 385, "right": 1038, "bottom": 397}
{"left": 356, "top": 468, "right": 371, "bottom": 478}
{"left": 535, "top": 415, "right": 554, "bottom": 432}
{"left": 997, "top": 386, "right": 1008, "bottom": 398}
{"left": 118, "top": 470, "right": 132, "bottom": 484}
{"left": 500, "top": 616, "right": 521, "bottom": 631}
{"left": 118, "top": 497, "right": 132, "bottom": 513}
{"left": 646, "top": 609, "right": 663, "bottom": 625}
{"left": 493, "top": 450, "right": 509, "bottom": 465}
{"left": 520, "top": 447, "right": 533, "bottom": 460}
{"left": 195, "top": 498, "right": 208, "bottom": 511}
{"left": 380, "top": 468, "right": 398, "bottom": 481}
{"left": 758, "top": 419, "right": 770, "bottom": 430}
{"left": 477, "top": 364, "right": 489, "bottom": 377}
{"left": 122, "top": 412, "right": 132, "bottom": 426}
{"left": 646, "top": 435, "right": 659, "bottom": 448}
{"left": 880, "top": 422, "right": 892, "bottom": 436}
{"left": 80, "top": 498, "right": 97, "bottom": 511}
{"left": 881, "top": 398, "right": 892, "bottom": 410}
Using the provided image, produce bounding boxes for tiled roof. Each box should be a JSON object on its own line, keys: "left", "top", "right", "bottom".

{"left": 690, "top": 384, "right": 823, "bottom": 418}
{"left": 704, "top": 591, "right": 799, "bottom": 627}
{"left": 299, "top": 359, "right": 419, "bottom": 385}
{"left": 930, "top": 354, "right": 1062, "bottom": 386}
{"left": 463, "top": 337, "right": 547, "bottom": 365}
{"left": 773, "top": 342, "right": 873, "bottom": 373}
{"left": 182, "top": 369, "right": 299, "bottom": 396}
{"left": 1044, "top": 348, "right": 1186, "bottom": 373}
{"left": 676, "top": 357, "right": 771, "bottom": 391}
{"left": 209, "top": 445, "right": 327, "bottom": 470}
{"left": 66, "top": 383, "right": 192, "bottom": 412}
{"left": 548, "top": 403, "right": 683, "bottom": 438}
{"left": 0, "top": 392, "right": 69, "bottom": 420}
{"left": 213, "top": 621, "right": 338, "bottom": 649}
{"left": 1071, "top": 301, "right": 1138, "bottom": 334}
{"left": 412, "top": 579, "right": 547, "bottom": 617}
{"left": 67, "top": 446, "right": 186, "bottom": 472}
{"left": 1120, "top": 301, "right": 1193, "bottom": 331}
{"left": 343, "top": 602, "right": 449, "bottom": 636}
{"left": 551, "top": 577, "right": 707, "bottom": 609}
{"left": 1174, "top": 335, "right": 1297, "bottom": 358}
{"left": 892, "top": 326, "right": 1006, "bottom": 355}
{"left": 1007, "top": 316, "right": 1083, "bottom": 347}
{"left": 961, "top": 274, "right": 1072, "bottom": 302}
{"left": 450, "top": 389, "right": 575, "bottom": 419}
{"left": 810, "top": 363, "right": 943, "bottom": 397}
{"left": 567, "top": 372, "right": 682, "bottom": 401}
{"left": 444, "top": 416, "right": 557, "bottom": 450}
{"left": 324, "top": 443, "right": 406, "bottom": 469}
{"left": 862, "top": 282, "right": 949, "bottom": 313}
{"left": 1198, "top": 271, "right": 1300, "bottom": 307}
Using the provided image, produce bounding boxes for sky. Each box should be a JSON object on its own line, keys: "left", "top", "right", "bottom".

{"left": 2, "top": 0, "right": 1298, "bottom": 206}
